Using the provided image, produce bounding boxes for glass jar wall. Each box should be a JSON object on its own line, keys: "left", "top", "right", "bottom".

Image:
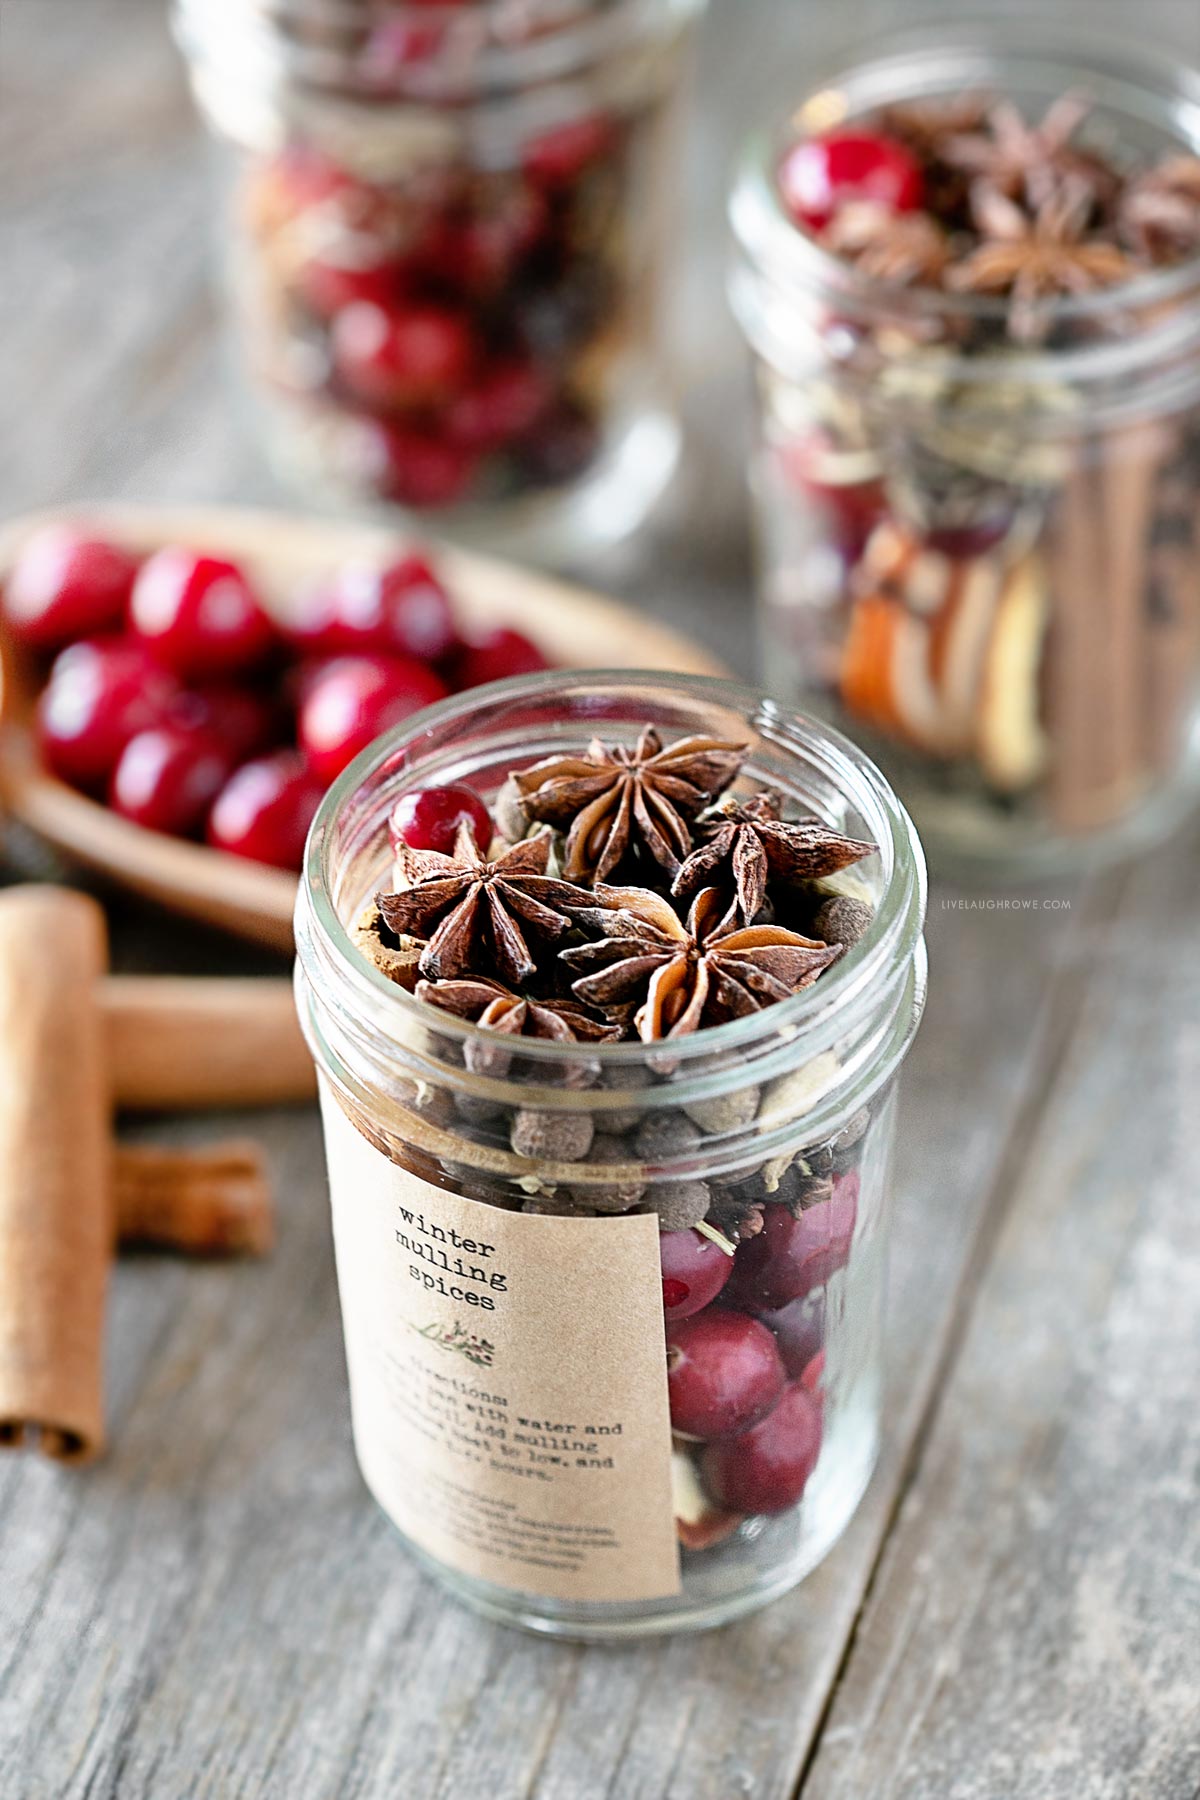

{"left": 173, "top": 0, "right": 702, "bottom": 562}
{"left": 294, "top": 672, "right": 926, "bottom": 1635}
{"left": 730, "top": 30, "right": 1200, "bottom": 876}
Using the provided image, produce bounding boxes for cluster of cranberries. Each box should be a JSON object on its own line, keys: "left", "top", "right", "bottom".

{"left": 661, "top": 1175, "right": 857, "bottom": 1517}
{"left": 2, "top": 524, "right": 549, "bottom": 869}
{"left": 249, "top": 102, "right": 629, "bottom": 510}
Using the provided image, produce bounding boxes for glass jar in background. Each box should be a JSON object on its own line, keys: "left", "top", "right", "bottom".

{"left": 730, "top": 29, "right": 1200, "bottom": 876}
{"left": 294, "top": 671, "right": 926, "bottom": 1636}
{"left": 172, "top": 0, "right": 702, "bottom": 563}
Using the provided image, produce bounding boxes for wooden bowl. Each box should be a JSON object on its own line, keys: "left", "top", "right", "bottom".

{"left": 0, "top": 503, "right": 724, "bottom": 952}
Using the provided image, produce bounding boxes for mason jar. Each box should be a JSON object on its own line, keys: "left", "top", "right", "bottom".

{"left": 293, "top": 670, "right": 926, "bottom": 1636}
{"left": 730, "top": 28, "right": 1200, "bottom": 876}
{"left": 172, "top": 0, "right": 702, "bottom": 562}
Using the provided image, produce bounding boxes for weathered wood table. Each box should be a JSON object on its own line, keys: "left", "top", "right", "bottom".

{"left": 2, "top": 2, "right": 1199, "bottom": 1795}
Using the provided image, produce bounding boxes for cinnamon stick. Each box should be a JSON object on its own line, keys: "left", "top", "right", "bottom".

{"left": 104, "top": 976, "right": 315, "bottom": 1111}
{"left": 0, "top": 888, "right": 111, "bottom": 1461}
{"left": 115, "top": 1140, "right": 274, "bottom": 1257}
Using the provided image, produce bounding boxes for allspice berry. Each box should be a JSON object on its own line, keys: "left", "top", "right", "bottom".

{"left": 640, "top": 1179, "right": 710, "bottom": 1232}
{"left": 813, "top": 896, "right": 873, "bottom": 951}
{"left": 568, "top": 1133, "right": 646, "bottom": 1213}
{"left": 510, "top": 1108, "right": 594, "bottom": 1162}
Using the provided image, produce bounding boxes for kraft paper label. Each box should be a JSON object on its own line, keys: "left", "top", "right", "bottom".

{"left": 320, "top": 1087, "right": 681, "bottom": 1604}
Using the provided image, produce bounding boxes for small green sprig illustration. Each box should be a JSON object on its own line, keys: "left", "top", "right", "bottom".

{"left": 411, "top": 1318, "right": 496, "bottom": 1367}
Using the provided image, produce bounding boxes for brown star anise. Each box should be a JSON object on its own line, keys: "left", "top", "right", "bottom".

{"left": 512, "top": 726, "right": 750, "bottom": 884}
{"left": 415, "top": 976, "right": 618, "bottom": 1078}
{"left": 947, "top": 181, "right": 1136, "bottom": 341}
{"left": 822, "top": 203, "right": 950, "bottom": 288}
{"left": 941, "top": 93, "right": 1103, "bottom": 213}
{"left": 377, "top": 823, "right": 586, "bottom": 986}
{"left": 672, "top": 792, "right": 876, "bottom": 921}
{"left": 1120, "top": 154, "right": 1200, "bottom": 262}
{"left": 561, "top": 886, "right": 841, "bottom": 1043}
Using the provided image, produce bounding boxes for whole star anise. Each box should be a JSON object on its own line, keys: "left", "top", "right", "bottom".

{"left": 512, "top": 726, "right": 750, "bottom": 884}
{"left": 377, "top": 823, "right": 586, "bottom": 986}
{"left": 941, "top": 93, "right": 1103, "bottom": 213}
{"left": 822, "top": 202, "right": 950, "bottom": 288}
{"left": 672, "top": 792, "right": 876, "bottom": 921}
{"left": 1120, "top": 154, "right": 1200, "bottom": 262}
{"left": 561, "top": 886, "right": 842, "bottom": 1043}
{"left": 947, "top": 181, "right": 1136, "bottom": 341}
{"left": 415, "top": 976, "right": 618, "bottom": 1078}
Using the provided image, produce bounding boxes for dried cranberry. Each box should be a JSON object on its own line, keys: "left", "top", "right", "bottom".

{"left": 129, "top": 549, "right": 276, "bottom": 679}
{"left": 3, "top": 526, "right": 139, "bottom": 650}
{"left": 207, "top": 752, "right": 322, "bottom": 870}
{"left": 779, "top": 130, "right": 924, "bottom": 234}
{"left": 109, "top": 723, "right": 232, "bottom": 838}
{"left": 332, "top": 300, "right": 473, "bottom": 409}
{"left": 389, "top": 783, "right": 491, "bottom": 856}
{"left": 298, "top": 653, "right": 448, "bottom": 785}
{"left": 666, "top": 1311, "right": 785, "bottom": 1441}
{"left": 452, "top": 627, "right": 550, "bottom": 689}
{"left": 701, "top": 1381, "right": 823, "bottom": 1514}
{"left": 723, "top": 1179, "right": 859, "bottom": 1314}
{"left": 659, "top": 1229, "right": 735, "bottom": 1321}
{"left": 37, "top": 638, "right": 180, "bottom": 790}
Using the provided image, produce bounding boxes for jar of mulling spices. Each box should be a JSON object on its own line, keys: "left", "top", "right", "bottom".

{"left": 172, "top": 0, "right": 703, "bottom": 561}
{"left": 730, "top": 26, "right": 1200, "bottom": 875}
{"left": 294, "top": 671, "right": 926, "bottom": 1635}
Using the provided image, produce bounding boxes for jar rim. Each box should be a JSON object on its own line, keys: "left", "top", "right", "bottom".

{"left": 296, "top": 668, "right": 927, "bottom": 1079}
{"left": 728, "top": 21, "right": 1200, "bottom": 386}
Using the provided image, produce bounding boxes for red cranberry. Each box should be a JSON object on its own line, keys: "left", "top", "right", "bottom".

{"left": 388, "top": 783, "right": 491, "bottom": 856}
{"left": 298, "top": 242, "right": 402, "bottom": 318}
{"left": 312, "top": 556, "right": 458, "bottom": 662}
{"left": 800, "top": 1349, "right": 825, "bottom": 1395}
{"left": 701, "top": 1381, "right": 823, "bottom": 1515}
{"left": 452, "top": 627, "right": 550, "bottom": 690}
{"left": 36, "top": 638, "right": 180, "bottom": 790}
{"left": 755, "top": 1290, "right": 826, "bottom": 1378}
{"left": 666, "top": 1311, "right": 785, "bottom": 1441}
{"left": 361, "top": 16, "right": 450, "bottom": 78}
{"left": 349, "top": 418, "right": 479, "bottom": 508}
{"left": 168, "top": 685, "right": 281, "bottom": 761}
{"left": 779, "top": 129, "right": 924, "bottom": 234}
{"left": 3, "top": 526, "right": 139, "bottom": 650}
{"left": 659, "top": 1229, "right": 735, "bottom": 1321}
{"left": 109, "top": 723, "right": 232, "bottom": 838}
{"left": 298, "top": 653, "right": 448, "bottom": 786}
{"left": 129, "top": 549, "right": 276, "bottom": 679}
{"left": 332, "top": 301, "right": 473, "bottom": 409}
{"left": 778, "top": 439, "right": 885, "bottom": 557}
{"left": 523, "top": 114, "right": 615, "bottom": 187}
{"left": 446, "top": 361, "right": 552, "bottom": 453}
{"left": 207, "top": 752, "right": 322, "bottom": 870}
{"left": 723, "top": 1179, "right": 859, "bottom": 1314}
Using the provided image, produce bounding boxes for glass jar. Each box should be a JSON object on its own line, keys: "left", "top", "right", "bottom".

{"left": 730, "top": 28, "right": 1200, "bottom": 876}
{"left": 172, "top": 0, "right": 702, "bottom": 563}
{"left": 294, "top": 670, "right": 926, "bottom": 1636}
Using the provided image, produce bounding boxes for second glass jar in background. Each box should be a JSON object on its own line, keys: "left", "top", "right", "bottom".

{"left": 173, "top": 0, "right": 703, "bottom": 562}
{"left": 730, "top": 29, "right": 1200, "bottom": 876}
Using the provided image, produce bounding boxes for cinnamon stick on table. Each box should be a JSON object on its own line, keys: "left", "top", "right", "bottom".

{"left": 115, "top": 1141, "right": 275, "bottom": 1257}
{"left": 0, "top": 888, "right": 111, "bottom": 1461}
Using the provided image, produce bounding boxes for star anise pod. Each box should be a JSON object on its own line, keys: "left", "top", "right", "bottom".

{"left": 377, "top": 823, "right": 586, "bottom": 986}
{"left": 512, "top": 726, "right": 750, "bottom": 884}
{"left": 416, "top": 976, "right": 618, "bottom": 1045}
{"left": 561, "top": 886, "right": 841, "bottom": 1043}
{"left": 1120, "top": 154, "right": 1200, "bottom": 262}
{"left": 947, "top": 181, "right": 1136, "bottom": 341}
{"left": 672, "top": 792, "right": 875, "bottom": 921}
{"left": 822, "top": 202, "right": 950, "bottom": 287}
{"left": 941, "top": 93, "right": 1108, "bottom": 214}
